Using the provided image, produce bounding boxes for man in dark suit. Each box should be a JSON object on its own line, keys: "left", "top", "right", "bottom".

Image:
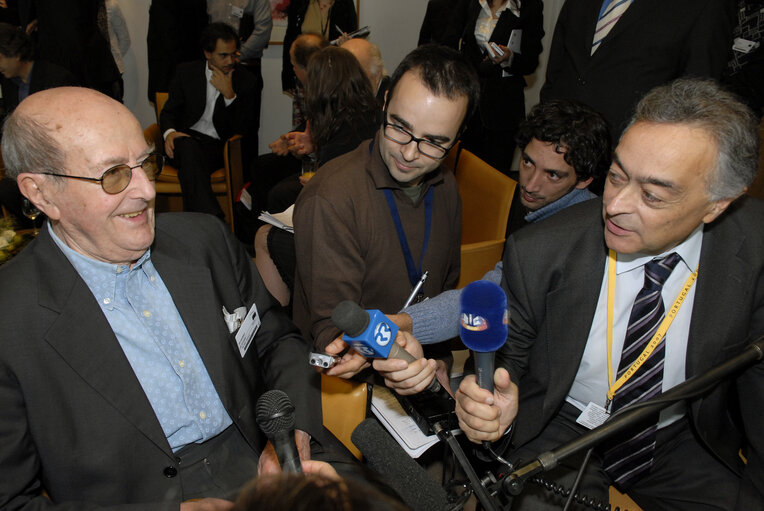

{"left": 456, "top": 79, "right": 764, "bottom": 509}
{"left": 161, "top": 22, "right": 257, "bottom": 219}
{"left": 541, "top": 0, "right": 734, "bottom": 146}
{"left": 0, "top": 87, "right": 324, "bottom": 509}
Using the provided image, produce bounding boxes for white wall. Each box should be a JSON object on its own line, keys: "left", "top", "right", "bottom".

{"left": 119, "top": 0, "right": 153, "bottom": 128}
{"left": 118, "top": 0, "right": 566, "bottom": 156}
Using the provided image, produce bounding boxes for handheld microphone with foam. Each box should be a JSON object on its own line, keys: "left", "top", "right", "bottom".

{"left": 459, "top": 280, "right": 508, "bottom": 395}
{"left": 332, "top": 301, "right": 442, "bottom": 393}
{"left": 256, "top": 390, "right": 302, "bottom": 473}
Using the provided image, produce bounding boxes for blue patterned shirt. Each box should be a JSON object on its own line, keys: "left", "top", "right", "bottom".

{"left": 49, "top": 225, "right": 232, "bottom": 451}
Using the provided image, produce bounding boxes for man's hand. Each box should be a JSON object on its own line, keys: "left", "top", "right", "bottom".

{"left": 210, "top": 66, "right": 235, "bottom": 100}
{"left": 285, "top": 131, "right": 313, "bottom": 156}
{"left": 324, "top": 337, "right": 370, "bottom": 379}
{"left": 373, "top": 331, "right": 439, "bottom": 395}
{"left": 302, "top": 460, "right": 342, "bottom": 481}
{"left": 180, "top": 498, "right": 234, "bottom": 511}
{"left": 165, "top": 131, "right": 190, "bottom": 159}
{"left": 269, "top": 135, "right": 290, "bottom": 156}
{"left": 257, "top": 429, "right": 312, "bottom": 475}
{"left": 455, "top": 368, "right": 518, "bottom": 443}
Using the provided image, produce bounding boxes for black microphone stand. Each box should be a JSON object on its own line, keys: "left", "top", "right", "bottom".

{"left": 502, "top": 336, "right": 764, "bottom": 498}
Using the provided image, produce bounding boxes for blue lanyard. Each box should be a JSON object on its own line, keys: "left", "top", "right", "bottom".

{"left": 383, "top": 187, "right": 434, "bottom": 288}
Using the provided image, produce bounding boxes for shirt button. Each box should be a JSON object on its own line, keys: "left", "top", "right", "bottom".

{"left": 199, "top": 411, "right": 207, "bottom": 420}
{"left": 143, "top": 310, "right": 151, "bottom": 318}
{"left": 179, "top": 360, "right": 185, "bottom": 368}
{"left": 150, "top": 275, "right": 156, "bottom": 282}
{"left": 163, "top": 466, "right": 178, "bottom": 478}
{"left": 116, "top": 267, "right": 123, "bottom": 274}
{"left": 103, "top": 297, "right": 111, "bottom": 305}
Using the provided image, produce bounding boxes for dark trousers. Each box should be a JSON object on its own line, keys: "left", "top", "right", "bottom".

{"left": 173, "top": 132, "right": 225, "bottom": 218}
{"left": 249, "top": 152, "right": 301, "bottom": 214}
{"left": 506, "top": 403, "right": 740, "bottom": 511}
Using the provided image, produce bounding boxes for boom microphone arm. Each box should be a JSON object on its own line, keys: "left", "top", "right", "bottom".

{"left": 504, "top": 336, "right": 764, "bottom": 496}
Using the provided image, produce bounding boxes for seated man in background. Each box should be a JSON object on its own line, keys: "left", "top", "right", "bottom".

{"left": 0, "top": 87, "right": 323, "bottom": 510}
{"left": 0, "top": 21, "right": 77, "bottom": 228}
{"left": 161, "top": 22, "right": 257, "bottom": 219}
{"left": 292, "top": 44, "right": 479, "bottom": 394}
{"left": 456, "top": 79, "right": 764, "bottom": 509}
{"left": 395, "top": 99, "right": 611, "bottom": 345}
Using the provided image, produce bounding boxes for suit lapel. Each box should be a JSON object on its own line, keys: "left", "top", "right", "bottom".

{"left": 35, "top": 232, "right": 171, "bottom": 455}
{"left": 687, "top": 214, "right": 750, "bottom": 376}
{"left": 591, "top": 0, "right": 651, "bottom": 58}
{"left": 545, "top": 217, "right": 609, "bottom": 411}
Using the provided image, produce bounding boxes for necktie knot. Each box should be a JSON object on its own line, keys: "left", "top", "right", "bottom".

{"left": 643, "top": 252, "right": 681, "bottom": 290}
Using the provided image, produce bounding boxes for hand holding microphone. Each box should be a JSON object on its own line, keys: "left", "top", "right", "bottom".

{"left": 455, "top": 281, "right": 518, "bottom": 444}
{"left": 331, "top": 301, "right": 442, "bottom": 394}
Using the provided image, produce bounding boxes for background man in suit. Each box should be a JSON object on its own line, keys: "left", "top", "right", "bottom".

{"left": 541, "top": 0, "right": 734, "bottom": 162}
{"left": 161, "top": 22, "right": 257, "bottom": 219}
{"left": 0, "top": 87, "right": 323, "bottom": 509}
{"left": 456, "top": 79, "right": 764, "bottom": 509}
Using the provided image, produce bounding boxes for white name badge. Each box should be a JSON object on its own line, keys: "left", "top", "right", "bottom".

{"left": 231, "top": 5, "right": 245, "bottom": 18}
{"left": 576, "top": 402, "right": 610, "bottom": 430}
{"left": 235, "top": 303, "right": 261, "bottom": 357}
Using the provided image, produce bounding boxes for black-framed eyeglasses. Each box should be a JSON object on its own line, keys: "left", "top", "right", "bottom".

{"left": 41, "top": 154, "right": 164, "bottom": 195}
{"left": 382, "top": 118, "right": 453, "bottom": 160}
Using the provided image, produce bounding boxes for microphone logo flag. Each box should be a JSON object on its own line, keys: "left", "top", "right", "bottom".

{"left": 460, "top": 312, "right": 489, "bottom": 331}
{"left": 374, "top": 321, "right": 394, "bottom": 346}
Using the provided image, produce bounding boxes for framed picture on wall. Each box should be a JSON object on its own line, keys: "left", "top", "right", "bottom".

{"left": 269, "top": 0, "right": 361, "bottom": 45}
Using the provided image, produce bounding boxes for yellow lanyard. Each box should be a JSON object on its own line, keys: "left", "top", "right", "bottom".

{"left": 605, "top": 249, "right": 698, "bottom": 406}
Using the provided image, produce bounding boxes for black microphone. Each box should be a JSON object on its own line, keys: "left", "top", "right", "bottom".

{"left": 332, "top": 301, "right": 443, "bottom": 393}
{"left": 256, "top": 390, "right": 302, "bottom": 473}
{"left": 351, "top": 418, "right": 450, "bottom": 511}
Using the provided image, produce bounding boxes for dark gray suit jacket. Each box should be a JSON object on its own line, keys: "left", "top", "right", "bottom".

{"left": 0, "top": 213, "right": 322, "bottom": 510}
{"left": 499, "top": 197, "right": 764, "bottom": 507}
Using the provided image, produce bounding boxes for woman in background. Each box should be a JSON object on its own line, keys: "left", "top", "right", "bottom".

{"left": 257, "top": 45, "right": 379, "bottom": 307}
{"left": 455, "top": 0, "right": 544, "bottom": 175}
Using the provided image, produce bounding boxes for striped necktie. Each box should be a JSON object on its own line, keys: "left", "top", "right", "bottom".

{"left": 602, "top": 252, "right": 681, "bottom": 488}
{"left": 592, "top": 0, "right": 634, "bottom": 54}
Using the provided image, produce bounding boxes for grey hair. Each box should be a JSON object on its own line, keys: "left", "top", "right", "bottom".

{"left": 625, "top": 78, "right": 759, "bottom": 201}
{"left": 1, "top": 109, "right": 67, "bottom": 181}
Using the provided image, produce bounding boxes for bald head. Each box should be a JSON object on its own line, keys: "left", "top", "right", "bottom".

{"left": 3, "top": 87, "right": 142, "bottom": 180}
{"left": 290, "top": 33, "right": 329, "bottom": 85}
{"left": 341, "top": 38, "right": 384, "bottom": 91}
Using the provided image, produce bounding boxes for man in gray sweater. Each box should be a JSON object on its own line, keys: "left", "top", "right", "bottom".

{"left": 397, "top": 99, "right": 612, "bottom": 344}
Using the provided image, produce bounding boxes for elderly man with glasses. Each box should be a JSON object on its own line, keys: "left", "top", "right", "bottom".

{"left": 0, "top": 86, "right": 326, "bottom": 510}
{"left": 291, "top": 45, "right": 479, "bottom": 392}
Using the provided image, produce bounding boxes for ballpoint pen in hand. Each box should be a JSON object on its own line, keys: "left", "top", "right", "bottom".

{"left": 402, "top": 271, "right": 428, "bottom": 309}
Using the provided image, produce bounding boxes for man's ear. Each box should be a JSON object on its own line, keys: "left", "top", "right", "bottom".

{"left": 702, "top": 195, "right": 738, "bottom": 224}
{"left": 16, "top": 173, "right": 61, "bottom": 220}
{"left": 575, "top": 176, "right": 594, "bottom": 190}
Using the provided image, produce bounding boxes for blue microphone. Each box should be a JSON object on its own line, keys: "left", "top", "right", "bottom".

{"left": 459, "top": 281, "right": 508, "bottom": 395}
{"left": 332, "top": 301, "right": 442, "bottom": 393}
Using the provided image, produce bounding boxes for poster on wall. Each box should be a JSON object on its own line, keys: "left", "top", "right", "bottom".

{"left": 269, "top": 0, "right": 361, "bottom": 45}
